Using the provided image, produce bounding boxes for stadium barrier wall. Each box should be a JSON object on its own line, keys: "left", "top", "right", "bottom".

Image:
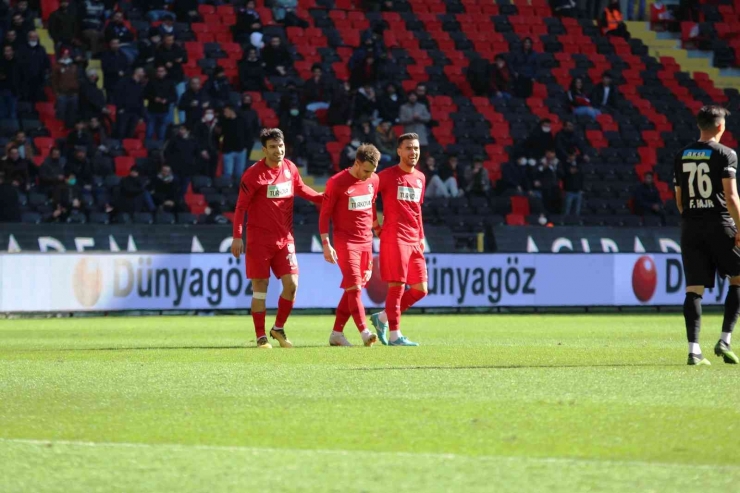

{"left": 0, "top": 253, "right": 729, "bottom": 312}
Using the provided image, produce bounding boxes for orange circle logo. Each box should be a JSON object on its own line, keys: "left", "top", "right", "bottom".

{"left": 72, "top": 258, "right": 102, "bottom": 307}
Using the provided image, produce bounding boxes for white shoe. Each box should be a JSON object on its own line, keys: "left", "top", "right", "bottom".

{"left": 329, "top": 331, "right": 352, "bottom": 347}
{"left": 361, "top": 329, "right": 378, "bottom": 347}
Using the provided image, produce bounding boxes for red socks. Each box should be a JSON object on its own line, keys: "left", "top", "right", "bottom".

{"left": 386, "top": 285, "right": 404, "bottom": 331}
{"left": 400, "top": 288, "right": 426, "bottom": 313}
{"left": 275, "top": 296, "right": 294, "bottom": 329}
{"left": 252, "top": 311, "right": 266, "bottom": 339}
{"left": 333, "top": 291, "right": 350, "bottom": 332}
{"left": 347, "top": 288, "right": 367, "bottom": 332}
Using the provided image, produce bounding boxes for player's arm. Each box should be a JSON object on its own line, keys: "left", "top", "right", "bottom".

{"left": 419, "top": 176, "right": 426, "bottom": 252}
{"left": 293, "top": 165, "right": 323, "bottom": 206}
{"left": 372, "top": 205, "right": 381, "bottom": 237}
{"left": 318, "top": 179, "right": 338, "bottom": 264}
{"left": 231, "top": 174, "right": 256, "bottom": 258}
{"left": 674, "top": 186, "right": 683, "bottom": 215}
{"left": 673, "top": 152, "right": 683, "bottom": 215}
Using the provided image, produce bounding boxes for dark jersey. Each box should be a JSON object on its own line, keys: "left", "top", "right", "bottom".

{"left": 673, "top": 140, "right": 738, "bottom": 225}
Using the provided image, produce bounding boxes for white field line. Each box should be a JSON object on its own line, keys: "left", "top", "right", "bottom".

{"left": 1, "top": 437, "right": 739, "bottom": 471}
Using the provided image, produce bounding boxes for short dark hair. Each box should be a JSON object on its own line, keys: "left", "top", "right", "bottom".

{"left": 260, "top": 128, "right": 285, "bottom": 147}
{"left": 356, "top": 144, "right": 381, "bottom": 167}
{"left": 311, "top": 63, "right": 322, "bottom": 72}
{"left": 397, "top": 133, "right": 419, "bottom": 147}
{"left": 697, "top": 105, "right": 730, "bottom": 131}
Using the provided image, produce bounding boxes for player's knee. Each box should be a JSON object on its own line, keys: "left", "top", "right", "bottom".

{"left": 730, "top": 276, "right": 740, "bottom": 287}
{"left": 252, "top": 279, "right": 269, "bottom": 292}
{"left": 283, "top": 278, "right": 298, "bottom": 297}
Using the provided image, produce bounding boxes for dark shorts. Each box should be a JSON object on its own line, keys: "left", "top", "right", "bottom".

{"left": 681, "top": 219, "right": 740, "bottom": 288}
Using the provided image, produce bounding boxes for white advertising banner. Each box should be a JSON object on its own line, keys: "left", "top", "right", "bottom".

{"left": 0, "top": 253, "right": 727, "bottom": 312}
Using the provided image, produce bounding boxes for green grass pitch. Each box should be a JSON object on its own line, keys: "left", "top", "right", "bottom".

{"left": 1, "top": 314, "right": 739, "bottom": 492}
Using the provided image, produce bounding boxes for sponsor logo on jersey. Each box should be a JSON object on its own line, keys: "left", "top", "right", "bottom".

{"left": 367, "top": 183, "right": 374, "bottom": 194}
{"left": 682, "top": 149, "right": 712, "bottom": 160}
{"left": 416, "top": 178, "right": 423, "bottom": 188}
{"left": 284, "top": 168, "right": 292, "bottom": 179}
{"left": 397, "top": 186, "right": 422, "bottom": 202}
{"left": 267, "top": 181, "right": 293, "bottom": 198}
{"left": 346, "top": 188, "right": 356, "bottom": 195}
{"left": 349, "top": 193, "right": 373, "bottom": 210}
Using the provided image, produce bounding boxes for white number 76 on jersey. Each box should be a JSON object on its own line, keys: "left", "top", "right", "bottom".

{"left": 683, "top": 162, "right": 713, "bottom": 198}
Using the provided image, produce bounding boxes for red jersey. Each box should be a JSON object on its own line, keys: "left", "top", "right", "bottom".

{"left": 233, "top": 158, "right": 323, "bottom": 246}
{"left": 377, "top": 165, "right": 426, "bottom": 245}
{"left": 319, "top": 169, "right": 379, "bottom": 250}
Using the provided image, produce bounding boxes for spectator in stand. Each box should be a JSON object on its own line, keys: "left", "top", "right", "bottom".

{"left": 39, "top": 147, "right": 67, "bottom": 193}
{"left": 80, "top": 0, "right": 106, "bottom": 55}
{"left": 438, "top": 154, "right": 463, "bottom": 197}
{"left": 87, "top": 117, "right": 112, "bottom": 175}
{"left": 339, "top": 138, "right": 361, "bottom": 170}
{"left": 349, "top": 54, "right": 378, "bottom": 90}
{"left": 1, "top": 146, "right": 30, "bottom": 190}
{"left": 326, "top": 79, "right": 353, "bottom": 126}
{"left": 66, "top": 146, "right": 94, "bottom": 184}
{"left": 178, "top": 77, "right": 211, "bottom": 128}
{"left": 151, "top": 164, "right": 184, "bottom": 213}
{"left": 117, "top": 166, "right": 155, "bottom": 215}
{"left": 633, "top": 171, "right": 664, "bottom": 216}
{"left": 375, "top": 120, "right": 396, "bottom": 166}
{"left": 239, "top": 47, "right": 268, "bottom": 92}
{"left": 173, "top": 0, "right": 201, "bottom": 25}
{"left": 10, "top": 13, "right": 32, "bottom": 41}
{"left": 491, "top": 55, "right": 513, "bottom": 99}
{"left": 143, "top": 0, "right": 172, "bottom": 22}
{"left": 51, "top": 49, "right": 80, "bottom": 128}
{"left": 104, "top": 12, "right": 137, "bottom": 63}
{"left": 550, "top": 0, "right": 580, "bottom": 18}
{"left": 522, "top": 118, "right": 555, "bottom": 161}
{"left": 239, "top": 93, "right": 261, "bottom": 153}
{"left": 399, "top": 91, "right": 431, "bottom": 151}
{"left": 560, "top": 148, "right": 584, "bottom": 215}
{"left": 378, "top": 82, "right": 402, "bottom": 123}
{"left": 555, "top": 120, "right": 590, "bottom": 163}
{"left": 14, "top": 1, "right": 34, "bottom": 24}
{"left": 234, "top": 1, "right": 264, "bottom": 49}
{"left": 567, "top": 77, "right": 600, "bottom": 120}
{"left": 50, "top": 172, "right": 83, "bottom": 222}
{"left": 219, "top": 104, "right": 248, "bottom": 179}
{"left": 535, "top": 149, "right": 561, "bottom": 213}
{"left": 66, "top": 120, "right": 93, "bottom": 158}
{"left": 78, "top": 68, "right": 109, "bottom": 121}
{"left": 352, "top": 119, "right": 377, "bottom": 147}
{"left": 101, "top": 38, "right": 131, "bottom": 101}
{"left": 511, "top": 37, "right": 538, "bottom": 99}
{"left": 0, "top": 171, "right": 21, "bottom": 222}
{"left": 414, "top": 83, "right": 430, "bottom": 109}
{"left": 205, "top": 67, "right": 232, "bottom": 108}
{"left": 349, "top": 35, "right": 382, "bottom": 72}
{"left": 591, "top": 71, "right": 619, "bottom": 111}
{"left": 48, "top": 0, "right": 77, "bottom": 52}
{"left": 157, "top": 15, "right": 177, "bottom": 39}
{"left": 303, "top": 64, "right": 332, "bottom": 113}
{"left": 422, "top": 155, "right": 445, "bottom": 198}
{"left": 8, "top": 130, "right": 35, "bottom": 160}
{"left": 155, "top": 33, "right": 187, "bottom": 96}
{"left": 19, "top": 31, "right": 49, "bottom": 103}
{"left": 3, "top": 30, "right": 22, "bottom": 53}
{"left": 466, "top": 57, "right": 491, "bottom": 96}
{"left": 164, "top": 125, "right": 198, "bottom": 197}
{"left": 601, "top": 0, "right": 630, "bottom": 39}
{"left": 500, "top": 155, "right": 532, "bottom": 196}
{"left": 137, "top": 28, "right": 161, "bottom": 69}
{"left": 193, "top": 108, "right": 219, "bottom": 178}
{"left": 0, "top": 45, "right": 20, "bottom": 119}
{"left": 262, "top": 36, "right": 292, "bottom": 76}
{"left": 279, "top": 91, "right": 305, "bottom": 151}
{"left": 465, "top": 156, "right": 490, "bottom": 198}
{"left": 353, "top": 83, "right": 378, "bottom": 123}
{"left": 113, "top": 67, "right": 146, "bottom": 139}
{"left": 145, "top": 65, "right": 177, "bottom": 141}
{"left": 272, "top": 0, "right": 309, "bottom": 27}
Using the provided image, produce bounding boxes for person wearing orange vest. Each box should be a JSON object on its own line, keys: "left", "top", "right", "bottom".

{"left": 601, "top": 0, "right": 630, "bottom": 38}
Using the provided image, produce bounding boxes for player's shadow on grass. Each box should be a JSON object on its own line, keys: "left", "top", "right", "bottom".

{"left": 28, "top": 344, "right": 332, "bottom": 352}
{"left": 347, "top": 363, "right": 686, "bottom": 370}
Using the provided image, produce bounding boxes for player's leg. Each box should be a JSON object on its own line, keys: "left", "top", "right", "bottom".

{"left": 389, "top": 247, "right": 427, "bottom": 347}
{"left": 713, "top": 234, "right": 740, "bottom": 364}
{"left": 329, "top": 291, "right": 352, "bottom": 346}
{"left": 331, "top": 249, "right": 376, "bottom": 347}
{"left": 682, "top": 233, "right": 713, "bottom": 365}
{"left": 268, "top": 243, "right": 299, "bottom": 348}
{"left": 372, "top": 242, "right": 410, "bottom": 345}
{"left": 246, "top": 243, "right": 272, "bottom": 349}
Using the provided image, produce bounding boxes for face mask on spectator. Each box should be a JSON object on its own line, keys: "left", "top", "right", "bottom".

{"left": 541, "top": 125, "right": 551, "bottom": 133}
{"left": 159, "top": 173, "right": 173, "bottom": 183}
{"left": 204, "top": 113, "right": 215, "bottom": 122}
{"left": 28, "top": 41, "right": 38, "bottom": 47}
{"left": 290, "top": 108, "right": 299, "bottom": 116}
{"left": 67, "top": 177, "right": 77, "bottom": 186}
{"left": 517, "top": 158, "right": 527, "bottom": 166}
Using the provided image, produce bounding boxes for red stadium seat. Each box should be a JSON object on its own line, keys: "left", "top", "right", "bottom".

{"left": 506, "top": 214, "right": 526, "bottom": 226}
{"left": 122, "top": 139, "right": 142, "bottom": 151}
{"left": 115, "top": 156, "right": 135, "bottom": 177}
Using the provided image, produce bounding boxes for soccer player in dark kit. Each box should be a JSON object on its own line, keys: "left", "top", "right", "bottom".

{"left": 674, "top": 105, "right": 740, "bottom": 365}
{"left": 231, "top": 128, "right": 323, "bottom": 349}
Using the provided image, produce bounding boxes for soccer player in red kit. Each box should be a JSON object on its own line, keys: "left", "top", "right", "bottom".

{"left": 319, "top": 144, "right": 381, "bottom": 347}
{"left": 231, "top": 128, "right": 323, "bottom": 349}
{"left": 370, "top": 133, "right": 428, "bottom": 346}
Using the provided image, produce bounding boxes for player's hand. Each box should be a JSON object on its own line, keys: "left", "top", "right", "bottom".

{"left": 420, "top": 240, "right": 425, "bottom": 253}
{"left": 231, "top": 238, "right": 244, "bottom": 258}
{"left": 323, "top": 243, "right": 338, "bottom": 264}
{"left": 735, "top": 231, "right": 740, "bottom": 248}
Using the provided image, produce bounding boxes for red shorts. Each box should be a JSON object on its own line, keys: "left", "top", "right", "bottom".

{"left": 336, "top": 246, "right": 373, "bottom": 289}
{"left": 380, "top": 242, "right": 427, "bottom": 284}
{"left": 246, "top": 241, "right": 299, "bottom": 280}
